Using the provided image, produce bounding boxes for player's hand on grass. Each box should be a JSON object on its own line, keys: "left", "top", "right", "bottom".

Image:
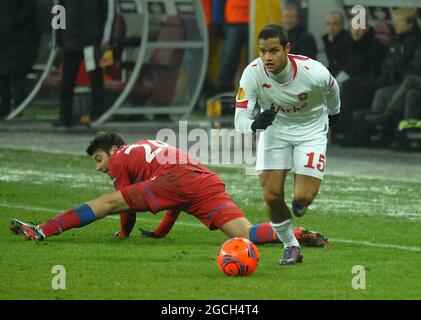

{"left": 328, "top": 113, "right": 341, "bottom": 127}
{"left": 251, "top": 107, "right": 277, "bottom": 132}
{"left": 139, "top": 228, "right": 163, "bottom": 238}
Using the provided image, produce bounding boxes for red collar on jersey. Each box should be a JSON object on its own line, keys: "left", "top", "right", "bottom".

{"left": 287, "top": 55, "right": 298, "bottom": 80}
{"left": 264, "top": 54, "right": 307, "bottom": 80}
{"left": 287, "top": 54, "right": 310, "bottom": 79}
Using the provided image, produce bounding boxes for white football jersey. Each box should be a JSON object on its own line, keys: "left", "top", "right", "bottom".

{"left": 235, "top": 54, "right": 340, "bottom": 141}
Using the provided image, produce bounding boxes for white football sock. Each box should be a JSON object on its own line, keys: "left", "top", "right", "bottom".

{"left": 271, "top": 219, "right": 300, "bottom": 248}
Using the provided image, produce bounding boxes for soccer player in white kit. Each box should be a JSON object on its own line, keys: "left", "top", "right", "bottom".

{"left": 235, "top": 24, "right": 341, "bottom": 265}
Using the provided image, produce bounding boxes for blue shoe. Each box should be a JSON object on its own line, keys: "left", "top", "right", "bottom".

{"left": 279, "top": 246, "right": 303, "bottom": 265}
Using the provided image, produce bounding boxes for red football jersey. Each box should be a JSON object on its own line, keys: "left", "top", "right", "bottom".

{"left": 108, "top": 140, "right": 210, "bottom": 191}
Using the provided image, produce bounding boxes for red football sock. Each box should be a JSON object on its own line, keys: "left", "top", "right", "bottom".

{"left": 249, "top": 223, "right": 281, "bottom": 244}
{"left": 40, "top": 204, "right": 96, "bottom": 238}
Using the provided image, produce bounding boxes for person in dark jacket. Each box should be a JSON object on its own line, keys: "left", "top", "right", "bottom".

{"left": 55, "top": 0, "right": 115, "bottom": 127}
{"left": 364, "top": 45, "right": 421, "bottom": 124}
{"left": 282, "top": 4, "right": 317, "bottom": 59}
{"left": 213, "top": 0, "right": 249, "bottom": 93}
{"left": 0, "top": 0, "right": 36, "bottom": 119}
{"left": 321, "top": 12, "right": 351, "bottom": 77}
{"left": 374, "top": 10, "right": 421, "bottom": 88}
{"left": 360, "top": 8, "right": 421, "bottom": 146}
{"left": 344, "top": 26, "right": 387, "bottom": 80}
{"left": 334, "top": 25, "right": 387, "bottom": 146}
{"left": 346, "top": 8, "right": 421, "bottom": 148}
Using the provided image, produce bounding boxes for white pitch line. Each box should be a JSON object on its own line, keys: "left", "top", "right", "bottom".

{"left": 0, "top": 204, "right": 59, "bottom": 213}
{"left": 329, "top": 239, "right": 421, "bottom": 252}
{"left": 2, "top": 202, "right": 421, "bottom": 253}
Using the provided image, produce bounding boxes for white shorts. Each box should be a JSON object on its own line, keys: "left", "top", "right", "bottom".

{"left": 255, "top": 131, "right": 328, "bottom": 180}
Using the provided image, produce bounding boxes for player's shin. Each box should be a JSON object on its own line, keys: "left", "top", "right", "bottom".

{"left": 270, "top": 219, "right": 300, "bottom": 248}
{"left": 249, "top": 223, "right": 281, "bottom": 244}
{"left": 39, "top": 204, "right": 97, "bottom": 237}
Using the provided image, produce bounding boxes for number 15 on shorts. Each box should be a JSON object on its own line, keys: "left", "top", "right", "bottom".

{"left": 304, "top": 152, "right": 325, "bottom": 173}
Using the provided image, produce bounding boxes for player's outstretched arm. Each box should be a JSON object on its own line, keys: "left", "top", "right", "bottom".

{"left": 115, "top": 211, "right": 137, "bottom": 238}
{"left": 139, "top": 210, "right": 181, "bottom": 238}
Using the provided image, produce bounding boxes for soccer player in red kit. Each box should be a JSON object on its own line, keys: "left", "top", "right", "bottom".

{"left": 10, "top": 132, "right": 328, "bottom": 248}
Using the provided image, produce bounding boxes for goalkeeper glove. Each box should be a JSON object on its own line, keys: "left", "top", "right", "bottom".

{"left": 251, "top": 107, "right": 277, "bottom": 132}
{"left": 139, "top": 227, "right": 163, "bottom": 238}
{"left": 328, "top": 113, "right": 341, "bottom": 128}
{"left": 294, "top": 227, "right": 330, "bottom": 248}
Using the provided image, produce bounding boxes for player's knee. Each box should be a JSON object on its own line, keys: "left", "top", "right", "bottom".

{"left": 98, "top": 192, "right": 127, "bottom": 214}
{"left": 294, "top": 191, "right": 316, "bottom": 206}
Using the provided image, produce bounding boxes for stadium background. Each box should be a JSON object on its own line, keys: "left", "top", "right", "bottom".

{"left": 1, "top": 0, "right": 421, "bottom": 301}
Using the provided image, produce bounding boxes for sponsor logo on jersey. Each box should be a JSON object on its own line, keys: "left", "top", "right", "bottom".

{"left": 262, "top": 83, "right": 272, "bottom": 89}
{"left": 271, "top": 102, "right": 308, "bottom": 113}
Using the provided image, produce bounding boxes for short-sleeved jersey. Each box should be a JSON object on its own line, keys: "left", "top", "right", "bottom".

{"left": 108, "top": 140, "right": 210, "bottom": 191}
{"left": 235, "top": 54, "right": 340, "bottom": 141}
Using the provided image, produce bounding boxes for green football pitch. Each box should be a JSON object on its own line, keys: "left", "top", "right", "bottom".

{"left": 1, "top": 148, "right": 420, "bottom": 300}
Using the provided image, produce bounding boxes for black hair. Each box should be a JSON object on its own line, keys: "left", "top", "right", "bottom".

{"left": 86, "top": 132, "right": 125, "bottom": 156}
{"left": 258, "top": 24, "right": 289, "bottom": 47}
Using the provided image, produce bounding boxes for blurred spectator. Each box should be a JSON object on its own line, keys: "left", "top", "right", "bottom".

{"left": 365, "top": 45, "right": 421, "bottom": 124}
{"left": 0, "top": 0, "right": 36, "bottom": 119}
{"left": 282, "top": 4, "right": 317, "bottom": 59}
{"left": 376, "top": 75, "right": 421, "bottom": 121}
{"left": 285, "top": 0, "right": 309, "bottom": 30}
{"left": 345, "top": 26, "right": 387, "bottom": 81}
{"left": 334, "top": 24, "right": 387, "bottom": 146}
{"left": 199, "top": 0, "right": 218, "bottom": 101}
{"left": 373, "top": 8, "right": 421, "bottom": 87}
{"left": 321, "top": 12, "right": 351, "bottom": 77}
{"left": 214, "top": 0, "right": 249, "bottom": 93}
{"left": 55, "top": 0, "right": 116, "bottom": 127}
{"left": 358, "top": 8, "right": 421, "bottom": 147}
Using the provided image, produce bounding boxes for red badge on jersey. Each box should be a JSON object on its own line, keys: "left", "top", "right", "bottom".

{"left": 298, "top": 92, "right": 309, "bottom": 101}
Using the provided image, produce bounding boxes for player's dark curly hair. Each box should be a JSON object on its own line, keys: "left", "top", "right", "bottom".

{"left": 86, "top": 132, "right": 125, "bottom": 156}
{"left": 258, "top": 24, "right": 289, "bottom": 47}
